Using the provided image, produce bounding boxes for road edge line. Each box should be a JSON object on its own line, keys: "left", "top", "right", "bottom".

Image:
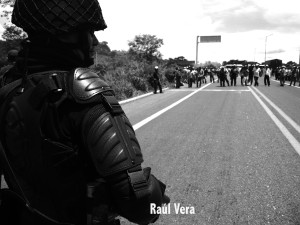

{"left": 252, "top": 86, "right": 300, "bottom": 135}
{"left": 119, "top": 88, "right": 169, "bottom": 105}
{"left": 248, "top": 86, "right": 300, "bottom": 155}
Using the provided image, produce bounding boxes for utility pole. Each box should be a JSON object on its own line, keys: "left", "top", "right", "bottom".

{"left": 195, "top": 36, "right": 199, "bottom": 66}
{"left": 298, "top": 48, "right": 300, "bottom": 65}
{"left": 264, "top": 33, "right": 273, "bottom": 68}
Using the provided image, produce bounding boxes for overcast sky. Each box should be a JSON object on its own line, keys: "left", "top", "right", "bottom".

{"left": 98, "top": 0, "right": 300, "bottom": 64}
{"left": 1, "top": 0, "right": 300, "bottom": 64}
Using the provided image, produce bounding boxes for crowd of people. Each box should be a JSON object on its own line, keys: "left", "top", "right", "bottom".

{"left": 172, "top": 64, "right": 300, "bottom": 88}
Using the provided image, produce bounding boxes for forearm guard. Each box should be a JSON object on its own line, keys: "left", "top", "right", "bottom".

{"left": 83, "top": 104, "right": 168, "bottom": 224}
{"left": 73, "top": 68, "right": 168, "bottom": 224}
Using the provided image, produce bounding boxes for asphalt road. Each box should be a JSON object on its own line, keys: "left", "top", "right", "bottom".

{"left": 120, "top": 77, "right": 300, "bottom": 225}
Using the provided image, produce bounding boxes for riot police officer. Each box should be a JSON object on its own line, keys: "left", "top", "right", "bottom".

{"left": 153, "top": 66, "right": 163, "bottom": 93}
{"left": 0, "top": 1, "right": 169, "bottom": 224}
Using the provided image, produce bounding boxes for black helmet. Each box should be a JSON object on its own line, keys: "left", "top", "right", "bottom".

{"left": 12, "top": 0, "right": 107, "bottom": 36}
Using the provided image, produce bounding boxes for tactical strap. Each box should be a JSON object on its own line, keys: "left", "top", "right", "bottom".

{"left": 0, "top": 140, "right": 30, "bottom": 205}
{"left": 101, "top": 92, "right": 136, "bottom": 164}
{"left": 0, "top": 71, "right": 75, "bottom": 225}
{"left": 29, "top": 72, "right": 65, "bottom": 109}
{"left": 0, "top": 138, "right": 75, "bottom": 225}
{"left": 100, "top": 93, "right": 150, "bottom": 199}
{"left": 101, "top": 93, "right": 123, "bottom": 115}
{"left": 127, "top": 166, "right": 149, "bottom": 200}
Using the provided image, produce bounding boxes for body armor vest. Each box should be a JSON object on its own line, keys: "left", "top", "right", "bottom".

{"left": 0, "top": 70, "right": 88, "bottom": 224}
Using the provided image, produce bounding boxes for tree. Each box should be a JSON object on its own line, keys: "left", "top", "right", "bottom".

{"left": 95, "top": 41, "right": 111, "bottom": 56}
{"left": 0, "top": 0, "right": 15, "bottom": 18}
{"left": 128, "top": 34, "right": 163, "bottom": 62}
{"left": 200, "top": 61, "right": 221, "bottom": 69}
{"left": 2, "top": 25, "right": 26, "bottom": 40}
{"left": 286, "top": 61, "right": 297, "bottom": 68}
{"left": 0, "top": 0, "right": 27, "bottom": 55}
{"left": 1, "top": 0, "right": 27, "bottom": 41}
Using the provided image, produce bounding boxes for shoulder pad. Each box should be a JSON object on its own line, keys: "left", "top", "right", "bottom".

{"left": 70, "top": 68, "right": 113, "bottom": 102}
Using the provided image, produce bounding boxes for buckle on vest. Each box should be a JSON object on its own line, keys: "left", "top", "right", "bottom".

{"left": 50, "top": 73, "right": 63, "bottom": 93}
{"left": 101, "top": 94, "right": 123, "bottom": 115}
{"left": 127, "top": 170, "right": 148, "bottom": 197}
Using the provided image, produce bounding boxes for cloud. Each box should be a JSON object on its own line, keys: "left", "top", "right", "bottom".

{"left": 201, "top": 0, "right": 300, "bottom": 33}
{"left": 267, "top": 49, "right": 286, "bottom": 54}
{"left": 258, "top": 48, "right": 286, "bottom": 54}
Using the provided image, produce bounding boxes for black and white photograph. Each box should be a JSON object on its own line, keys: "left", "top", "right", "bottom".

{"left": 0, "top": 0, "right": 300, "bottom": 224}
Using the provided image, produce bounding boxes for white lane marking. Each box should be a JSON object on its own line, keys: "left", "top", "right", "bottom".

{"left": 201, "top": 89, "right": 250, "bottom": 92}
{"left": 169, "top": 89, "right": 197, "bottom": 92}
{"left": 132, "top": 83, "right": 211, "bottom": 131}
{"left": 119, "top": 88, "right": 169, "bottom": 105}
{"left": 248, "top": 87, "right": 300, "bottom": 155}
{"left": 252, "top": 86, "right": 300, "bottom": 135}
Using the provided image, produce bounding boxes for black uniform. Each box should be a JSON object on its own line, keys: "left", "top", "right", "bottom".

{"left": 248, "top": 66, "right": 254, "bottom": 85}
{"left": 290, "top": 67, "right": 297, "bottom": 86}
{"left": 175, "top": 68, "right": 182, "bottom": 88}
{"left": 0, "top": 1, "right": 169, "bottom": 225}
{"left": 219, "top": 68, "right": 226, "bottom": 87}
{"left": 230, "top": 67, "right": 237, "bottom": 86}
{"left": 153, "top": 68, "right": 163, "bottom": 93}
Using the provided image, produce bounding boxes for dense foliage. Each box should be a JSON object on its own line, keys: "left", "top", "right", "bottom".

{"left": 92, "top": 45, "right": 173, "bottom": 100}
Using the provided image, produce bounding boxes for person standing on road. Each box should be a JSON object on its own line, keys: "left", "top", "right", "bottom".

{"left": 275, "top": 67, "right": 281, "bottom": 80}
{"left": 209, "top": 68, "right": 214, "bottom": 83}
{"left": 224, "top": 67, "right": 230, "bottom": 86}
{"left": 175, "top": 67, "right": 182, "bottom": 88}
{"left": 219, "top": 67, "right": 226, "bottom": 87}
{"left": 280, "top": 66, "right": 286, "bottom": 86}
{"left": 230, "top": 65, "right": 238, "bottom": 86}
{"left": 289, "top": 66, "right": 297, "bottom": 86}
{"left": 0, "top": 1, "right": 169, "bottom": 224}
{"left": 187, "top": 68, "right": 193, "bottom": 88}
{"left": 198, "top": 67, "right": 205, "bottom": 87}
{"left": 264, "top": 66, "right": 271, "bottom": 86}
{"left": 195, "top": 67, "right": 200, "bottom": 88}
{"left": 153, "top": 66, "right": 163, "bottom": 93}
{"left": 254, "top": 66, "right": 260, "bottom": 86}
{"left": 297, "top": 66, "right": 300, "bottom": 87}
{"left": 201, "top": 67, "right": 207, "bottom": 84}
{"left": 240, "top": 65, "right": 248, "bottom": 86}
{"left": 248, "top": 64, "right": 254, "bottom": 85}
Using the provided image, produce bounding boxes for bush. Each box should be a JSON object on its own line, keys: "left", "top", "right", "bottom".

{"left": 164, "top": 68, "right": 175, "bottom": 83}
{"left": 92, "top": 51, "right": 175, "bottom": 100}
{"left": 130, "top": 76, "right": 148, "bottom": 92}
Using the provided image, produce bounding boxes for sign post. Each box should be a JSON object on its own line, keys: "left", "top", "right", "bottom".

{"left": 196, "top": 35, "right": 221, "bottom": 66}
